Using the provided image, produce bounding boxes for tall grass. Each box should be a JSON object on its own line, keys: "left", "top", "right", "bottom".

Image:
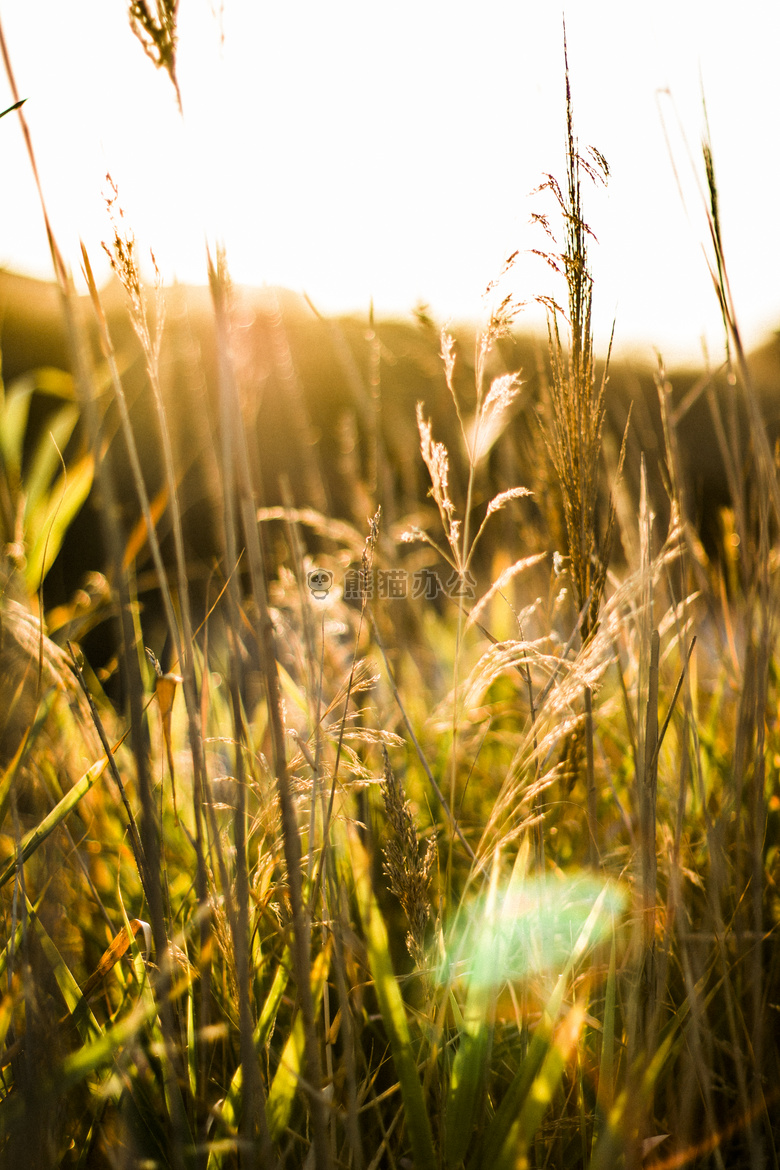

{"left": 0, "top": 13, "right": 777, "bottom": 1170}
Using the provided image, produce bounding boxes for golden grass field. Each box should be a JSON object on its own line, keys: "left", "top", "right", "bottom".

{"left": 0, "top": 18, "right": 778, "bottom": 1170}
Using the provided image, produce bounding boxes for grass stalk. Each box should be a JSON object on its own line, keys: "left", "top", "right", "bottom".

{"left": 584, "top": 684, "right": 598, "bottom": 868}
{"left": 0, "top": 34, "right": 192, "bottom": 1162}
{"left": 209, "top": 251, "right": 330, "bottom": 1169}
{"left": 640, "top": 627, "right": 659, "bottom": 1044}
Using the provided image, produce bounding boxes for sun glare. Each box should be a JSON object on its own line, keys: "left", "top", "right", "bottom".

{"left": 0, "top": 1, "right": 778, "bottom": 361}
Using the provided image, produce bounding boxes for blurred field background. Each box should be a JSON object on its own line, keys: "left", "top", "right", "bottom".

{"left": 0, "top": 6, "right": 778, "bottom": 1170}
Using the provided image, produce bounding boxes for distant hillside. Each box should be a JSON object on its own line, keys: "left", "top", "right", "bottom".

{"left": 2, "top": 269, "right": 778, "bottom": 615}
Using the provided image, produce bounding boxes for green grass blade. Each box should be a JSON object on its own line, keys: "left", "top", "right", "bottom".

{"left": 22, "top": 401, "right": 79, "bottom": 521}
{"left": 593, "top": 931, "right": 617, "bottom": 1153}
{"left": 207, "top": 951, "right": 291, "bottom": 1170}
{"left": 473, "top": 883, "right": 615, "bottom": 1170}
{"left": 25, "top": 894, "right": 104, "bottom": 1050}
{"left": 0, "top": 981, "right": 16, "bottom": 1052}
{"left": 445, "top": 1007, "right": 491, "bottom": 1168}
{"left": 504, "top": 1002, "right": 585, "bottom": 1169}
{"left": 59, "top": 972, "right": 193, "bottom": 1089}
{"left": 473, "top": 1014, "right": 553, "bottom": 1170}
{"left": 472, "top": 1004, "right": 586, "bottom": 1170}
{"left": 266, "top": 942, "right": 331, "bottom": 1141}
{"left": 256, "top": 951, "right": 291, "bottom": 1046}
{"left": 0, "top": 374, "right": 33, "bottom": 478}
{"left": 24, "top": 450, "right": 94, "bottom": 590}
{"left": 445, "top": 851, "right": 502, "bottom": 1167}
{"left": 589, "top": 1031, "right": 674, "bottom": 1170}
{"left": 351, "top": 830, "right": 437, "bottom": 1170}
{"left": 0, "top": 751, "right": 110, "bottom": 889}
{"left": 186, "top": 976, "right": 197, "bottom": 1101}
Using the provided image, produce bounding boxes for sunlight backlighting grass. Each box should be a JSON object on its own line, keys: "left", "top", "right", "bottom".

{"left": 0, "top": 12, "right": 777, "bottom": 1170}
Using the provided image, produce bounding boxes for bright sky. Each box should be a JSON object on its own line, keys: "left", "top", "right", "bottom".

{"left": 0, "top": 1, "right": 777, "bottom": 363}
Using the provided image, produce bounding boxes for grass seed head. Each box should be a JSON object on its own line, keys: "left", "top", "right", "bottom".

{"left": 381, "top": 747, "right": 435, "bottom": 965}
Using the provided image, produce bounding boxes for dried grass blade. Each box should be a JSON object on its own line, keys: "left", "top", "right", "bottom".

{"left": 80, "top": 919, "right": 152, "bottom": 1000}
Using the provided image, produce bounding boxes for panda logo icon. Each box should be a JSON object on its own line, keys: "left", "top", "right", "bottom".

{"left": 307, "top": 568, "right": 334, "bottom": 599}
